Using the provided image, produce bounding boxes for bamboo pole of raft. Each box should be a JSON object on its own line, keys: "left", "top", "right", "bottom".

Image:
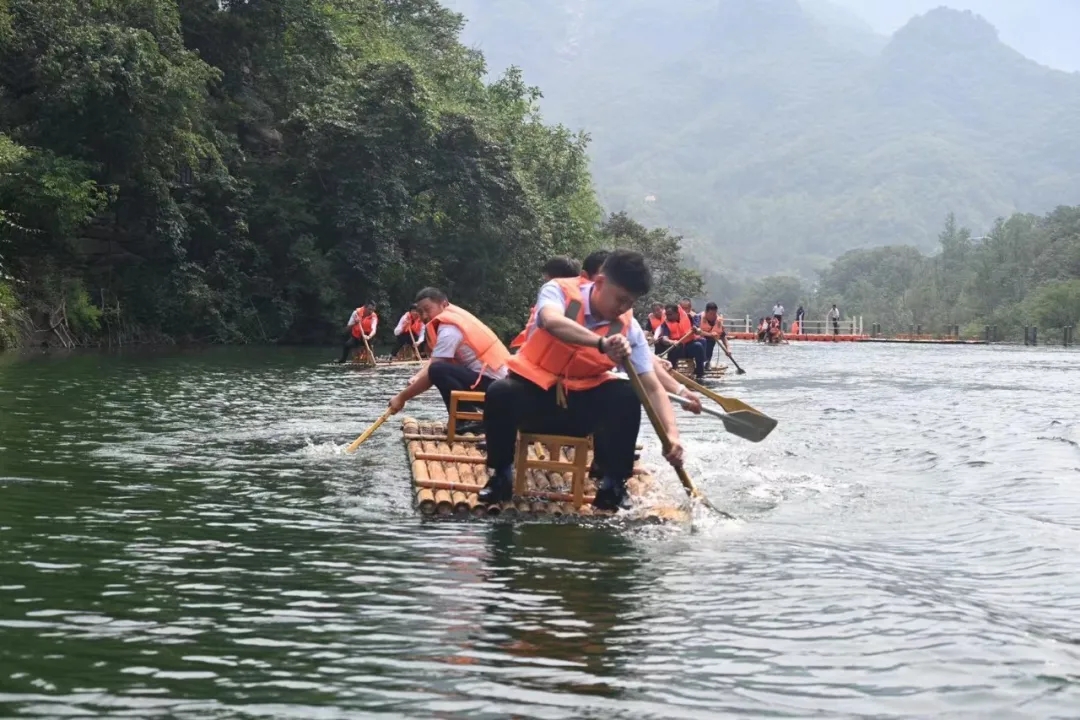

{"left": 411, "top": 480, "right": 595, "bottom": 505}
{"left": 413, "top": 457, "right": 435, "bottom": 514}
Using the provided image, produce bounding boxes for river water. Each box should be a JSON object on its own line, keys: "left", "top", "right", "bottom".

{"left": 0, "top": 343, "right": 1078, "bottom": 718}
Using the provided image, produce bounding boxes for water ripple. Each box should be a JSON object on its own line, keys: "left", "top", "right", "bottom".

{"left": 1, "top": 344, "right": 1079, "bottom": 718}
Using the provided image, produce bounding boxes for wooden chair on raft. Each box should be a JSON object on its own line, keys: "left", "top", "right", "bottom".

{"left": 447, "top": 390, "right": 595, "bottom": 507}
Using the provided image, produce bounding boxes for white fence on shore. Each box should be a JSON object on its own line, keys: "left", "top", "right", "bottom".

{"left": 720, "top": 316, "right": 864, "bottom": 335}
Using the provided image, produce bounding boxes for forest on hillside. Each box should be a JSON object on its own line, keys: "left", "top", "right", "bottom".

{"left": 727, "top": 207, "right": 1080, "bottom": 341}
{"left": 0, "top": 0, "right": 699, "bottom": 351}
{"left": 447, "top": 0, "right": 1080, "bottom": 277}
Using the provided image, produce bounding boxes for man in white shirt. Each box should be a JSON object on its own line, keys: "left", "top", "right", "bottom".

{"left": 392, "top": 306, "right": 426, "bottom": 358}
{"left": 337, "top": 301, "right": 377, "bottom": 363}
{"left": 772, "top": 302, "right": 784, "bottom": 325}
{"left": 479, "top": 250, "right": 688, "bottom": 511}
{"left": 388, "top": 289, "right": 510, "bottom": 432}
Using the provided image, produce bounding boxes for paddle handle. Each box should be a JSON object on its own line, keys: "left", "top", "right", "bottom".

{"left": 624, "top": 363, "right": 700, "bottom": 499}
{"left": 346, "top": 407, "right": 393, "bottom": 454}
{"left": 667, "top": 391, "right": 727, "bottom": 422}
{"left": 657, "top": 330, "right": 695, "bottom": 358}
{"left": 725, "top": 350, "right": 744, "bottom": 373}
{"left": 670, "top": 369, "right": 727, "bottom": 408}
{"left": 408, "top": 329, "right": 424, "bottom": 362}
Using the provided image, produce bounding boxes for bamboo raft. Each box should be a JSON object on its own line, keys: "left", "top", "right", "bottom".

{"left": 347, "top": 345, "right": 427, "bottom": 368}
{"left": 401, "top": 417, "right": 689, "bottom": 524}
{"left": 674, "top": 359, "right": 728, "bottom": 379}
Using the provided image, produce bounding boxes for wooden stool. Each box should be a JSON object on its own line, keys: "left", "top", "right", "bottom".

{"left": 514, "top": 433, "right": 592, "bottom": 507}
{"left": 447, "top": 390, "right": 486, "bottom": 442}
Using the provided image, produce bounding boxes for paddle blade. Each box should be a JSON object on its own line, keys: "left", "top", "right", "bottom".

{"left": 718, "top": 408, "right": 778, "bottom": 443}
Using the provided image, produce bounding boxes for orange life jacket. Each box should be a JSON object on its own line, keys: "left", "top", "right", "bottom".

{"left": 791, "top": 320, "right": 800, "bottom": 334}
{"left": 510, "top": 306, "right": 537, "bottom": 350}
{"left": 700, "top": 313, "right": 724, "bottom": 335}
{"left": 664, "top": 310, "right": 694, "bottom": 345}
{"left": 407, "top": 313, "right": 424, "bottom": 338}
{"left": 351, "top": 310, "right": 377, "bottom": 338}
{"left": 426, "top": 304, "right": 511, "bottom": 384}
{"left": 647, "top": 313, "right": 664, "bottom": 332}
{"left": 508, "top": 278, "right": 633, "bottom": 396}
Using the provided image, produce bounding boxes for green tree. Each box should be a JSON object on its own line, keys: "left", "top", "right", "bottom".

{"left": 598, "top": 211, "right": 703, "bottom": 314}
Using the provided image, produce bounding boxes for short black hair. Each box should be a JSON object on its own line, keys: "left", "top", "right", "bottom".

{"left": 582, "top": 249, "right": 612, "bottom": 279}
{"left": 542, "top": 255, "right": 581, "bottom": 279}
{"left": 665, "top": 303, "right": 680, "bottom": 315}
{"left": 705, "top": 302, "right": 718, "bottom": 311}
{"left": 365, "top": 300, "right": 377, "bottom": 308}
{"left": 599, "top": 249, "right": 651, "bottom": 297}
{"left": 415, "top": 287, "right": 448, "bottom": 304}
{"left": 681, "top": 297, "right": 691, "bottom": 304}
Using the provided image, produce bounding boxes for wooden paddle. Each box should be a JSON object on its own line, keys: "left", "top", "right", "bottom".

{"left": 657, "top": 330, "right": 695, "bottom": 358}
{"left": 722, "top": 346, "right": 746, "bottom": 374}
{"left": 669, "top": 370, "right": 777, "bottom": 441}
{"left": 361, "top": 334, "right": 376, "bottom": 367}
{"left": 408, "top": 328, "right": 424, "bottom": 362}
{"left": 624, "top": 363, "right": 736, "bottom": 520}
{"left": 345, "top": 407, "right": 394, "bottom": 454}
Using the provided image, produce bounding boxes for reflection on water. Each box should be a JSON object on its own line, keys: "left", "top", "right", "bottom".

{"left": 1, "top": 343, "right": 1079, "bottom": 717}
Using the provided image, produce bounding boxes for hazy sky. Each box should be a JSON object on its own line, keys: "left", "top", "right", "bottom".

{"left": 830, "top": 0, "right": 1080, "bottom": 72}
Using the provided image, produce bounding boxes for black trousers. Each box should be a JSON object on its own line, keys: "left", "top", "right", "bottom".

{"left": 665, "top": 340, "right": 707, "bottom": 377}
{"left": 483, "top": 373, "right": 642, "bottom": 481}
{"left": 428, "top": 362, "right": 495, "bottom": 413}
{"left": 339, "top": 335, "right": 364, "bottom": 362}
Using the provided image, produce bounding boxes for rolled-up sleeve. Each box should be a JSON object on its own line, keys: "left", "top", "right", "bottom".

{"left": 624, "top": 319, "right": 653, "bottom": 375}
{"left": 532, "top": 282, "right": 566, "bottom": 332}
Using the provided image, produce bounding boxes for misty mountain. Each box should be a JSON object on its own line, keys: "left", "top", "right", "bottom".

{"left": 447, "top": 0, "right": 1080, "bottom": 276}
{"left": 828, "top": 0, "right": 1080, "bottom": 73}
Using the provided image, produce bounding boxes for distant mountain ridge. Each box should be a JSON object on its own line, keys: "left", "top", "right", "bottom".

{"left": 447, "top": 0, "right": 1080, "bottom": 276}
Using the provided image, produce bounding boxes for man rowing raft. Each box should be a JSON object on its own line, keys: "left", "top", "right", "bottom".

{"left": 338, "top": 301, "right": 377, "bottom": 363}
{"left": 393, "top": 306, "right": 426, "bottom": 358}
{"left": 478, "top": 250, "right": 693, "bottom": 511}
{"left": 388, "top": 288, "right": 510, "bottom": 433}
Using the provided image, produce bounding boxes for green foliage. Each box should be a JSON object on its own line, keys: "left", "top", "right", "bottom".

{"left": 0, "top": 0, "right": 697, "bottom": 348}
{"left": 598, "top": 212, "right": 702, "bottom": 313}
{"left": 0, "top": 279, "right": 17, "bottom": 349}
{"left": 813, "top": 207, "right": 1080, "bottom": 338}
{"left": 731, "top": 275, "right": 806, "bottom": 320}
{"left": 1022, "top": 280, "right": 1080, "bottom": 332}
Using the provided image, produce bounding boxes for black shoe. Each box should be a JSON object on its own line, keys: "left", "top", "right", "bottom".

{"left": 455, "top": 420, "right": 484, "bottom": 436}
{"left": 478, "top": 467, "right": 513, "bottom": 505}
{"left": 592, "top": 476, "right": 631, "bottom": 511}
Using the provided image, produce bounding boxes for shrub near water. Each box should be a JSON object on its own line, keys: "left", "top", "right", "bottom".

{"left": 0, "top": 279, "right": 17, "bottom": 350}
